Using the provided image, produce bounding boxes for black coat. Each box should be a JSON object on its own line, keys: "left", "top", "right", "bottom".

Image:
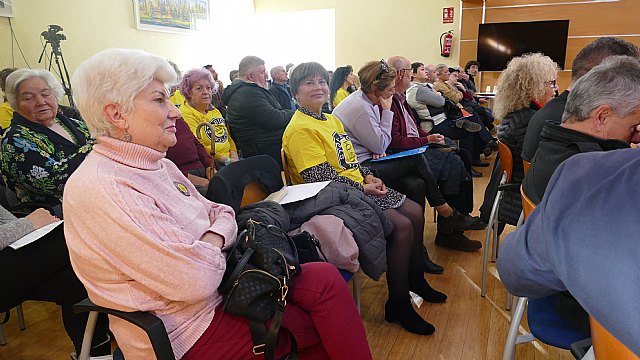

{"left": 268, "top": 83, "right": 295, "bottom": 111}
{"left": 480, "top": 104, "right": 539, "bottom": 225}
{"left": 222, "top": 79, "right": 294, "bottom": 146}
{"left": 522, "top": 123, "right": 629, "bottom": 204}
{"left": 521, "top": 90, "right": 570, "bottom": 162}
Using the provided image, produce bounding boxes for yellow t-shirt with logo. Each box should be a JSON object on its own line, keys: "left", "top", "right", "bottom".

{"left": 0, "top": 101, "right": 13, "bottom": 129}
{"left": 179, "top": 101, "right": 236, "bottom": 159}
{"left": 170, "top": 89, "right": 186, "bottom": 108}
{"left": 332, "top": 87, "right": 349, "bottom": 109}
{"left": 283, "top": 110, "right": 364, "bottom": 185}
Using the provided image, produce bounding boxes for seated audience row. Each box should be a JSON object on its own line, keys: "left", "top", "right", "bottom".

{"left": 499, "top": 55, "right": 640, "bottom": 355}
{"left": 63, "top": 48, "right": 373, "bottom": 359}
{"left": 283, "top": 61, "right": 446, "bottom": 335}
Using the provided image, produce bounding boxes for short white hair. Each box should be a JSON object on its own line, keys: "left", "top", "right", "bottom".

{"left": 5, "top": 69, "right": 64, "bottom": 110}
{"left": 71, "top": 48, "right": 177, "bottom": 137}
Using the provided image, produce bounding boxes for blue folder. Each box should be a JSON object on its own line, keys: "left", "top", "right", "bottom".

{"left": 370, "top": 145, "right": 428, "bottom": 162}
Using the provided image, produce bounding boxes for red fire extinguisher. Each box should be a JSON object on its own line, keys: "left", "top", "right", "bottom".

{"left": 440, "top": 31, "right": 454, "bottom": 57}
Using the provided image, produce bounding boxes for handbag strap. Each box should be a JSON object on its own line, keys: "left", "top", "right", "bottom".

{"left": 249, "top": 300, "right": 298, "bottom": 360}
{"left": 219, "top": 247, "right": 255, "bottom": 294}
{"left": 310, "top": 234, "right": 329, "bottom": 262}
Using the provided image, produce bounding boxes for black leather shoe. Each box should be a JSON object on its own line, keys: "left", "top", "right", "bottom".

{"left": 435, "top": 231, "right": 482, "bottom": 252}
{"left": 471, "top": 169, "right": 482, "bottom": 177}
{"left": 438, "top": 210, "right": 481, "bottom": 232}
{"left": 466, "top": 216, "right": 487, "bottom": 230}
{"left": 422, "top": 247, "right": 444, "bottom": 274}
{"left": 472, "top": 160, "right": 490, "bottom": 167}
{"left": 410, "top": 277, "right": 448, "bottom": 303}
{"left": 385, "top": 300, "right": 435, "bottom": 335}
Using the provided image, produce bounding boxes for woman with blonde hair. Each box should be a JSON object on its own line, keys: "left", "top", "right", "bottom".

{"left": 481, "top": 53, "right": 559, "bottom": 227}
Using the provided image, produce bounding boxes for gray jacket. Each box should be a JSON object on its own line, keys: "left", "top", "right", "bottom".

{"left": 284, "top": 181, "right": 393, "bottom": 280}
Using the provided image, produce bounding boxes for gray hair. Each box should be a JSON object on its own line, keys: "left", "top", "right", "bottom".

{"left": 435, "top": 64, "right": 448, "bottom": 75}
{"left": 563, "top": 56, "right": 640, "bottom": 123}
{"left": 71, "top": 48, "right": 177, "bottom": 137}
{"left": 270, "top": 66, "right": 284, "bottom": 81}
{"left": 238, "top": 56, "right": 264, "bottom": 78}
{"left": 5, "top": 69, "right": 64, "bottom": 110}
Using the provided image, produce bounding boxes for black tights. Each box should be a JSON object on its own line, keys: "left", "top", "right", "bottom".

{"left": 383, "top": 198, "right": 427, "bottom": 303}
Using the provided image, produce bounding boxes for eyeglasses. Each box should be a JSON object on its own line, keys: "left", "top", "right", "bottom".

{"left": 545, "top": 79, "right": 557, "bottom": 88}
{"left": 375, "top": 59, "right": 389, "bottom": 81}
{"left": 399, "top": 68, "right": 412, "bottom": 78}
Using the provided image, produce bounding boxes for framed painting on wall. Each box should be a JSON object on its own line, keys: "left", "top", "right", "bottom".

{"left": 0, "top": 0, "right": 14, "bottom": 18}
{"left": 134, "top": 0, "right": 210, "bottom": 34}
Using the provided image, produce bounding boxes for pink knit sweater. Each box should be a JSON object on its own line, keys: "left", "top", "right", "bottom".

{"left": 63, "top": 136, "right": 237, "bottom": 359}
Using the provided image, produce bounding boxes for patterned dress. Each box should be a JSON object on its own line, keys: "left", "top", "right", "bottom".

{"left": 0, "top": 112, "right": 92, "bottom": 206}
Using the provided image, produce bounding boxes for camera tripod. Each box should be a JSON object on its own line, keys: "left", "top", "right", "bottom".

{"left": 38, "top": 33, "right": 74, "bottom": 108}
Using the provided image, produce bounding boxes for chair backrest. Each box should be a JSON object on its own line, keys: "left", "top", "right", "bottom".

{"left": 497, "top": 140, "right": 514, "bottom": 183}
{"left": 281, "top": 148, "right": 292, "bottom": 186}
{"left": 591, "top": 317, "right": 640, "bottom": 359}
{"left": 520, "top": 186, "right": 536, "bottom": 220}
{"left": 523, "top": 160, "right": 531, "bottom": 175}
{"left": 207, "top": 155, "right": 283, "bottom": 212}
{"left": 239, "top": 181, "right": 270, "bottom": 207}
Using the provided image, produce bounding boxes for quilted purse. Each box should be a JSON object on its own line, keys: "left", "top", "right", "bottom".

{"left": 220, "top": 219, "right": 301, "bottom": 360}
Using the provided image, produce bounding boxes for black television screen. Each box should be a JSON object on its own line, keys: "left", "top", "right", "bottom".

{"left": 477, "top": 20, "right": 569, "bottom": 71}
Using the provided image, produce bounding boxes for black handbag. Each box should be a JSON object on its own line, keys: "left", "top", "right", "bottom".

{"left": 290, "top": 231, "right": 328, "bottom": 264}
{"left": 220, "top": 219, "right": 301, "bottom": 360}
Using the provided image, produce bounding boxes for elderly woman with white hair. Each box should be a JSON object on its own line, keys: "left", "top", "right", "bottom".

{"left": 64, "top": 48, "right": 372, "bottom": 360}
{"left": 0, "top": 69, "right": 92, "bottom": 209}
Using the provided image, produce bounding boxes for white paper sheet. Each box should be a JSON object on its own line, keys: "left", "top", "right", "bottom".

{"left": 265, "top": 181, "right": 331, "bottom": 205}
{"left": 9, "top": 220, "right": 64, "bottom": 250}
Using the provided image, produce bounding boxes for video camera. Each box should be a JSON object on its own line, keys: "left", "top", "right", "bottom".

{"left": 41, "top": 25, "right": 66, "bottom": 44}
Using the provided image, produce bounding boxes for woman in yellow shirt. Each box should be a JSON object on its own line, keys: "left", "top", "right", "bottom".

{"left": 329, "top": 65, "right": 355, "bottom": 110}
{"left": 0, "top": 68, "right": 17, "bottom": 130}
{"left": 179, "top": 68, "right": 238, "bottom": 166}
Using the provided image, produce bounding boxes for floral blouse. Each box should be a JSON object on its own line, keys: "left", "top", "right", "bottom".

{"left": 0, "top": 112, "right": 92, "bottom": 206}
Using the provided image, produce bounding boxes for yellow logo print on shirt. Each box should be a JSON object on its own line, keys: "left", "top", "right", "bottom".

{"left": 332, "top": 132, "right": 359, "bottom": 170}
{"left": 173, "top": 181, "right": 191, "bottom": 196}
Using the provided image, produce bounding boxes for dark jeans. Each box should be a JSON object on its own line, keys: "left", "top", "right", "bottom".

{"left": 434, "top": 117, "right": 491, "bottom": 162}
{"left": 236, "top": 142, "right": 283, "bottom": 170}
{"left": 362, "top": 154, "right": 446, "bottom": 209}
{"left": 0, "top": 226, "right": 110, "bottom": 355}
{"left": 441, "top": 147, "right": 474, "bottom": 214}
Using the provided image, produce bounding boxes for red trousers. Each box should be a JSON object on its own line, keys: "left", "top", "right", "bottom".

{"left": 182, "top": 262, "right": 372, "bottom": 360}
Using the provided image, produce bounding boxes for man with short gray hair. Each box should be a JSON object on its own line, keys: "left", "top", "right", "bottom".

{"left": 522, "top": 55, "right": 640, "bottom": 204}
{"left": 268, "top": 66, "right": 295, "bottom": 110}
{"left": 222, "top": 56, "right": 294, "bottom": 168}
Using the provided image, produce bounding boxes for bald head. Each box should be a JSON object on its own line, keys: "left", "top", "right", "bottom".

{"left": 388, "top": 56, "right": 411, "bottom": 93}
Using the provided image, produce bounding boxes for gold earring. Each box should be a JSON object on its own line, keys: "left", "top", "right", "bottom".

{"left": 123, "top": 122, "right": 132, "bottom": 142}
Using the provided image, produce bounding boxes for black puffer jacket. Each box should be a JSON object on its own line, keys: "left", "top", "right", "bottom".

{"left": 221, "top": 79, "right": 294, "bottom": 145}
{"left": 480, "top": 104, "right": 539, "bottom": 225}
